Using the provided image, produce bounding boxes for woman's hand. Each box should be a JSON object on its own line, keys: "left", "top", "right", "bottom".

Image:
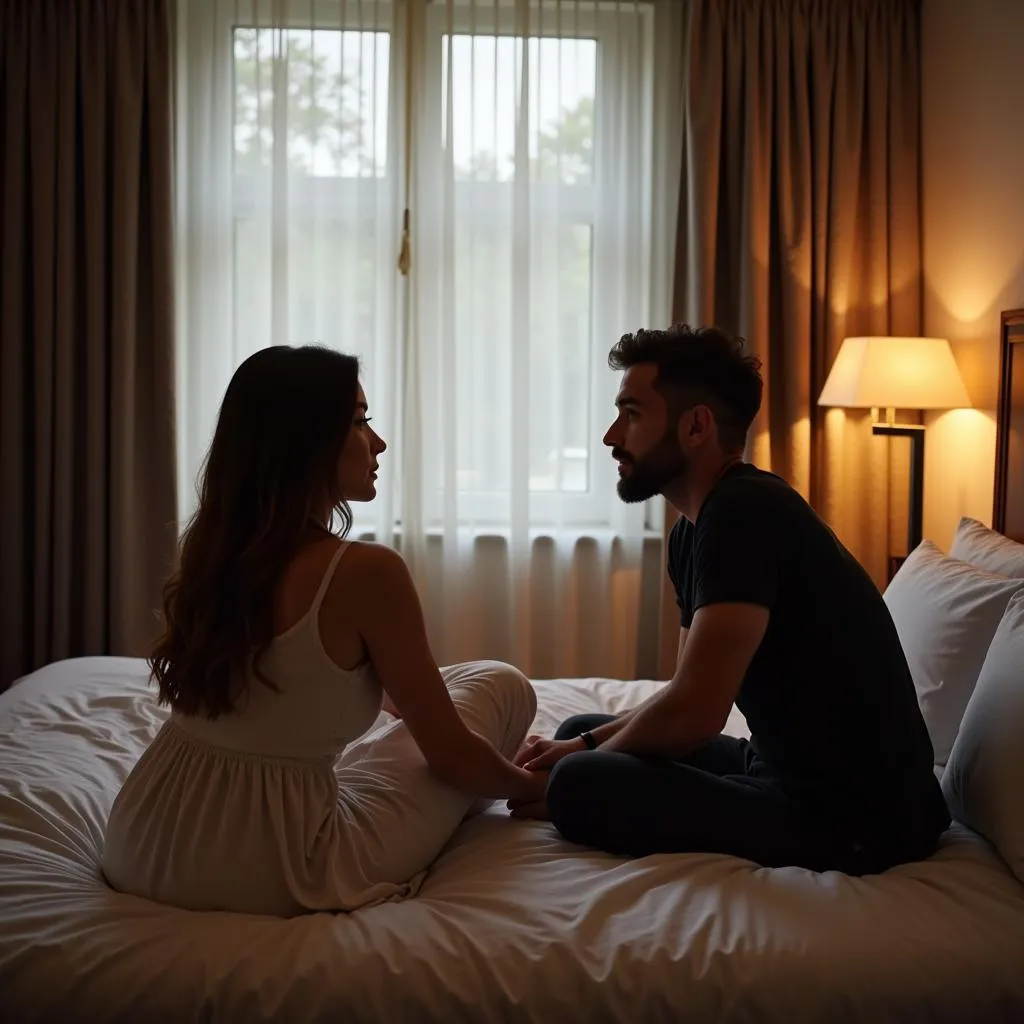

{"left": 514, "top": 735, "right": 586, "bottom": 771}
{"left": 506, "top": 767, "right": 550, "bottom": 814}
{"left": 507, "top": 768, "right": 552, "bottom": 819}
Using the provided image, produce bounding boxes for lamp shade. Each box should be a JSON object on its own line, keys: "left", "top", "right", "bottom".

{"left": 817, "top": 336, "right": 971, "bottom": 410}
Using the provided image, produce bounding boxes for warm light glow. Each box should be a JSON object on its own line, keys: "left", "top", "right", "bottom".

{"left": 817, "top": 336, "right": 971, "bottom": 411}
{"left": 922, "top": 408, "right": 998, "bottom": 549}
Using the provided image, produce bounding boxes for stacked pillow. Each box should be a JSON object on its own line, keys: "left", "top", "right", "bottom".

{"left": 884, "top": 516, "right": 1024, "bottom": 883}
{"left": 883, "top": 536, "right": 1024, "bottom": 769}
{"left": 941, "top": 591, "right": 1024, "bottom": 883}
{"left": 950, "top": 515, "right": 1024, "bottom": 578}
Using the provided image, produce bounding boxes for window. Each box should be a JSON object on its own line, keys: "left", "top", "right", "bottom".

{"left": 418, "top": 1, "right": 655, "bottom": 525}
{"left": 213, "top": 0, "right": 662, "bottom": 532}
{"left": 231, "top": 21, "right": 393, "bottom": 374}
{"left": 440, "top": 32, "right": 596, "bottom": 502}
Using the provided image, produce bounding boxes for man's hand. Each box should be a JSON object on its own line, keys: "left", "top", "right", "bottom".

{"left": 514, "top": 735, "right": 585, "bottom": 770}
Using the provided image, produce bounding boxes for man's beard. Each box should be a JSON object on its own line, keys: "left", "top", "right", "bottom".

{"left": 614, "top": 435, "right": 688, "bottom": 503}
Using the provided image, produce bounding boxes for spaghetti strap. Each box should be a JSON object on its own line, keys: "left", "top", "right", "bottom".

{"left": 310, "top": 541, "right": 352, "bottom": 611}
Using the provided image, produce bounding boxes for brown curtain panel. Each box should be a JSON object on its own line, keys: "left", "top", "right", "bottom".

{"left": 0, "top": 0, "right": 177, "bottom": 689}
{"left": 659, "top": 0, "right": 922, "bottom": 674}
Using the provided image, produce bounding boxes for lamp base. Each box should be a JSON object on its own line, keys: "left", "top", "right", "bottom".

{"left": 871, "top": 422, "right": 926, "bottom": 568}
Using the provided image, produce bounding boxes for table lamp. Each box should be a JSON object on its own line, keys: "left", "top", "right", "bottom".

{"left": 817, "top": 336, "right": 971, "bottom": 561}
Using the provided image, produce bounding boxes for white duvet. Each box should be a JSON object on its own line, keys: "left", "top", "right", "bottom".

{"left": 2, "top": 657, "right": 1024, "bottom": 1024}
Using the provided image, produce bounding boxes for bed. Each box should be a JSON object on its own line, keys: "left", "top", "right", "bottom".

{"left": 2, "top": 331, "right": 1024, "bottom": 1023}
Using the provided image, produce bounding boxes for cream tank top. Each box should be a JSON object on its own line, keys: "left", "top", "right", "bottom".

{"left": 171, "top": 542, "right": 384, "bottom": 760}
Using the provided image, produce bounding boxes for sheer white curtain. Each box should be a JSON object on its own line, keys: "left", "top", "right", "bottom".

{"left": 405, "top": 0, "right": 680, "bottom": 677}
{"left": 175, "top": 0, "right": 682, "bottom": 680}
{"left": 175, "top": 0, "right": 403, "bottom": 547}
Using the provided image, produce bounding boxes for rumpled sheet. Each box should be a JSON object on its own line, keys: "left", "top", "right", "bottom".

{"left": 2, "top": 657, "right": 1023, "bottom": 1024}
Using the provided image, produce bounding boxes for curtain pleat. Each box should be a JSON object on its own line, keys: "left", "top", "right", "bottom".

{"left": 676, "top": 0, "right": 922, "bottom": 564}
{"left": 0, "top": 0, "right": 178, "bottom": 689}
{"left": 661, "top": 0, "right": 922, "bottom": 674}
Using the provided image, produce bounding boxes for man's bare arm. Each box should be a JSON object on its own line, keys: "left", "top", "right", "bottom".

{"left": 598, "top": 604, "right": 767, "bottom": 757}
{"left": 582, "top": 628, "right": 689, "bottom": 745}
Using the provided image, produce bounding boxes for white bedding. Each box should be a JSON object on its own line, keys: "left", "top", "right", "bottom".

{"left": 2, "top": 657, "right": 1024, "bottom": 1024}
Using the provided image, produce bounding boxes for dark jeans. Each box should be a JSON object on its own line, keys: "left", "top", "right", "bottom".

{"left": 548, "top": 714, "right": 883, "bottom": 874}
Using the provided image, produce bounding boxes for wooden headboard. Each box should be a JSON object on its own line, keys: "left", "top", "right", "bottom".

{"left": 994, "top": 309, "right": 1024, "bottom": 543}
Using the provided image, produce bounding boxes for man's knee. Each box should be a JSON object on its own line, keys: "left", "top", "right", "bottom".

{"left": 554, "top": 714, "right": 598, "bottom": 742}
{"left": 547, "top": 751, "right": 602, "bottom": 843}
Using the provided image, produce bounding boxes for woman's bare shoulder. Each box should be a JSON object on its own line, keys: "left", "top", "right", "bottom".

{"left": 343, "top": 539, "right": 406, "bottom": 569}
{"left": 334, "top": 540, "right": 413, "bottom": 595}
{"left": 321, "top": 540, "right": 421, "bottom": 648}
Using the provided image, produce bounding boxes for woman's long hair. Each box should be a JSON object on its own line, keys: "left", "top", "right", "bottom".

{"left": 152, "top": 345, "right": 361, "bottom": 717}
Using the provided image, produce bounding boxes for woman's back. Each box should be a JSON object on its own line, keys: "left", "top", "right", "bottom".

{"left": 173, "top": 541, "right": 382, "bottom": 760}
{"left": 101, "top": 541, "right": 403, "bottom": 916}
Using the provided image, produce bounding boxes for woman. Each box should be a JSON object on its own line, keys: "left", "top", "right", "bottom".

{"left": 102, "top": 345, "right": 543, "bottom": 916}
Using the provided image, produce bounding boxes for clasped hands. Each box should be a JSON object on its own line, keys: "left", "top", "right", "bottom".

{"left": 506, "top": 734, "right": 587, "bottom": 821}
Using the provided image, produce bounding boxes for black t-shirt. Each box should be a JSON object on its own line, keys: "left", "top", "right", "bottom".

{"left": 667, "top": 463, "right": 949, "bottom": 847}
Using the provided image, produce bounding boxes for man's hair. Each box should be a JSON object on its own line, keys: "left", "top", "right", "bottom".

{"left": 608, "top": 324, "right": 763, "bottom": 452}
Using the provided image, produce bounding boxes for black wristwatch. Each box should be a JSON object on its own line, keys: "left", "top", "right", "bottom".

{"left": 579, "top": 730, "right": 597, "bottom": 750}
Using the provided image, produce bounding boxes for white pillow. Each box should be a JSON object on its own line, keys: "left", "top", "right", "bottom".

{"left": 950, "top": 516, "right": 1024, "bottom": 578}
{"left": 942, "top": 592, "right": 1024, "bottom": 884}
{"left": 882, "top": 541, "right": 1024, "bottom": 769}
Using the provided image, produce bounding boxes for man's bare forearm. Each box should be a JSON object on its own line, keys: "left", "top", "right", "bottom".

{"left": 599, "top": 686, "right": 714, "bottom": 758}
{"left": 594, "top": 613, "right": 754, "bottom": 759}
{"left": 588, "top": 686, "right": 671, "bottom": 745}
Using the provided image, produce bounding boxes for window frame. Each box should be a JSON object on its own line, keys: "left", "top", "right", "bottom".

{"left": 421, "top": 0, "right": 653, "bottom": 527}
{"left": 226, "top": 0, "right": 655, "bottom": 530}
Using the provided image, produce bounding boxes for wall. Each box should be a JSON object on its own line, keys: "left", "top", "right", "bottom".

{"left": 921, "top": 0, "right": 1024, "bottom": 550}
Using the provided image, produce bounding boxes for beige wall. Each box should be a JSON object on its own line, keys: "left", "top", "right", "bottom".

{"left": 921, "top": 0, "right": 1024, "bottom": 550}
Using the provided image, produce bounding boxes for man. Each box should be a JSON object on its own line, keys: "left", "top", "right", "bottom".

{"left": 510, "top": 324, "right": 949, "bottom": 874}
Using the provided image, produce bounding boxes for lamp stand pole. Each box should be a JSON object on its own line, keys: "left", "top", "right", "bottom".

{"left": 872, "top": 422, "right": 925, "bottom": 579}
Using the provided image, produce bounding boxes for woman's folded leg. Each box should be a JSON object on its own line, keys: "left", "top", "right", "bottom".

{"left": 331, "top": 661, "right": 536, "bottom": 887}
